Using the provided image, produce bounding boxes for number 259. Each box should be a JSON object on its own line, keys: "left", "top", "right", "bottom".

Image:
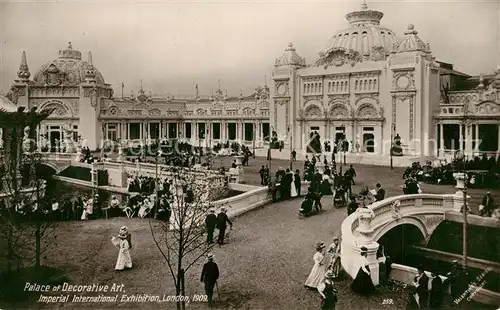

{"left": 382, "top": 299, "right": 394, "bottom": 305}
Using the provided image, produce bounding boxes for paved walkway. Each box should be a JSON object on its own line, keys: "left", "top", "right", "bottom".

{"left": 26, "top": 157, "right": 497, "bottom": 309}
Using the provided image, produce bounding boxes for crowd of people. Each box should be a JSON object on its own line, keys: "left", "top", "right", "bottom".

{"left": 404, "top": 155, "right": 500, "bottom": 188}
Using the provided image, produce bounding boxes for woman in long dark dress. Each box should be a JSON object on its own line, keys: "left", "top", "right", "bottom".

{"left": 350, "top": 246, "right": 375, "bottom": 295}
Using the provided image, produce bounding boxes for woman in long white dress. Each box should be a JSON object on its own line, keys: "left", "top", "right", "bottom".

{"left": 111, "top": 226, "right": 132, "bottom": 271}
{"left": 305, "top": 242, "right": 326, "bottom": 290}
{"left": 81, "top": 197, "right": 93, "bottom": 220}
{"left": 291, "top": 172, "right": 298, "bottom": 198}
{"left": 138, "top": 198, "right": 152, "bottom": 218}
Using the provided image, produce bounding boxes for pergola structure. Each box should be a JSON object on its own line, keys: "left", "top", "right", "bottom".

{"left": 0, "top": 95, "right": 52, "bottom": 199}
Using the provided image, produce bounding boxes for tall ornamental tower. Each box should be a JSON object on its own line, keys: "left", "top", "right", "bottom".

{"left": 271, "top": 43, "right": 306, "bottom": 149}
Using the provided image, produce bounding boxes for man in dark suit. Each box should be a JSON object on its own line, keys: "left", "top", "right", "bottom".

{"left": 374, "top": 183, "right": 385, "bottom": 201}
{"left": 429, "top": 272, "right": 444, "bottom": 308}
{"left": 480, "top": 192, "right": 495, "bottom": 217}
{"left": 205, "top": 209, "right": 217, "bottom": 244}
{"left": 413, "top": 267, "right": 430, "bottom": 308}
{"left": 259, "top": 165, "right": 266, "bottom": 185}
{"left": 282, "top": 169, "right": 293, "bottom": 200}
{"left": 216, "top": 208, "right": 232, "bottom": 245}
{"left": 200, "top": 253, "right": 219, "bottom": 306}
{"left": 347, "top": 195, "right": 358, "bottom": 215}
{"left": 294, "top": 169, "right": 302, "bottom": 197}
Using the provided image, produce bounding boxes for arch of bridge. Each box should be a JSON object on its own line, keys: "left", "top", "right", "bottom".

{"left": 340, "top": 193, "right": 462, "bottom": 286}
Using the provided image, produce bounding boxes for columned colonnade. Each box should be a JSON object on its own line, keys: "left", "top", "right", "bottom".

{"left": 101, "top": 120, "right": 270, "bottom": 145}
{"left": 436, "top": 120, "right": 500, "bottom": 156}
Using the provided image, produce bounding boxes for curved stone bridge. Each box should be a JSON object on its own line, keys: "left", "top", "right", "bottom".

{"left": 341, "top": 192, "right": 467, "bottom": 286}
{"left": 42, "top": 152, "right": 228, "bottom": 187}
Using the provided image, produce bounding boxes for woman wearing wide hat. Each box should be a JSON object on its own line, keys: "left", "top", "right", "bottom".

{"left": 111, "top": 226, "right": 132, "bottom": 271}
{"left": 318, "top": 271, "right": 338, "bottom": 310}
{"left": 350, "top": 246, "right": 375, "bottom": 295}
{"left": 304, "top": 242, "right": 327, "bottom": 290}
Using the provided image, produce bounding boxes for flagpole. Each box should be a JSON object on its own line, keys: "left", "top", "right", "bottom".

{"left": 121, "top": 82, "right": 124, "bottom": 98}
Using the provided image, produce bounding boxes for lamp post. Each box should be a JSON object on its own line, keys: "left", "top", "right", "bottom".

{"left": 154, "top": 148, "right": 162, "bottom": 218}
{"left": 198, "top": 125, "right": 202, "bottom": 164}
{"left": 342, "top": 125, "right": 346, "bottom": 167}
{"left": 460, "top": 99, "right": 472, "bottom": 268}
{"left": 207, "top": 128, "right": 212, "bottom": 170}
{"left": 390, "top": 123, "right": 395, "bottom": 170}
{"left": 268, "top": 126, "right": 273, "bottom": 183}
{"left": 142, "top": 122, "right": 147, "bottom": 161}
{"left": 252, "top": 123, "right": 256, "bottom": 159}
{"left": 339, "top": 125, "right": 345, "bottom": 175}
{"left": 288, "top": 125, "right": 292, "bottom": 171}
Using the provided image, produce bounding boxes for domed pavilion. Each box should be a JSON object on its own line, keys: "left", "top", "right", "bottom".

{"left": 6, "top": 42, "right": 114, "bottom": 151}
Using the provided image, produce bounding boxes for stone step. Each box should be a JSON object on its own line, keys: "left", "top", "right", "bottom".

{"left": 254, "top": 148, "right": 429, "bottom": 167}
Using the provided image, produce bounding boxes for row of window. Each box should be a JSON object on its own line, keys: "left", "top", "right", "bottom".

{"left": 304, "top": 82, "right": 322, "bottom": 94}
{"left": 105, "top": 122, "right": 271, "bottom": 142}
{"left": 355, "top": 79, "right": 377, "bottom": 92}
{"left": 304, "top": 78, "right": 378, "bottom": 95}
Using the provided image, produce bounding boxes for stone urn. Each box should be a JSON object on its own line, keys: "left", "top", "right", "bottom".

{"left": 453, "top": 172, "right": 471, "bottom": 212}
{"left": 233, "top": 155, "right": 244, "bottom": 166}
{"left": 75, "top": 146, "right": 83, "bottom": 162}
{"left": 453, "top": 172, "right": 466, "bottom": 191}
{"left": 356, "top": 207, "right": 375, "bottom": 235}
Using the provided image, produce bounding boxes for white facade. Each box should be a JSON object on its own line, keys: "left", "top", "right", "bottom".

{"left": 271, "top": 3, "right": 441, "bottom": 157}
{"left": 6, "top": 43, "right": 270, "bottom": 151}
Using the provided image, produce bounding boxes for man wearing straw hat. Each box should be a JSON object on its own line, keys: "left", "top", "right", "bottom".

{"left": 200, "top": 253, "right": 219, "bottom": 306}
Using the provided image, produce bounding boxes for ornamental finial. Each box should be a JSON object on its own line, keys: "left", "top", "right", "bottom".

{"left": 361, "top": 0, "right": 368, "bottom": 10}
{"left": 88, "top": 51, "right": 93, "bottom": 66}
{"left": 477, "top": 74, "right": 485, "bottom": 89}
{"left": 17, "top": 50, "right": 31, "bottom": 81}
{"left": 68, "top": 42, "right": 72, "bottom": 49}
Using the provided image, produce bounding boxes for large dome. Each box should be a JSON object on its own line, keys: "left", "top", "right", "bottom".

{"left": 321, "top": 2, "right": 397, "bottom": 60}
{"left": 33, "top": 42, "right": 106, "bottom": 86}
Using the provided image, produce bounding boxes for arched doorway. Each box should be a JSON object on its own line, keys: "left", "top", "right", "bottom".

{"left": 377, "top": 224, "right": 425, "bottom": 265}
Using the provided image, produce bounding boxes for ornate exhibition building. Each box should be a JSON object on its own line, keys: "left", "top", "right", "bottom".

{"left": 4, "top": 2, "right": 500, "bottom": 159}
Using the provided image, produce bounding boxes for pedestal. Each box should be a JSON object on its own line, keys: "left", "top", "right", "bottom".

{"left": 75, "top": 146, "right": 83, "bottom": 162}
{"left": 453, "top": 172, "right": 471, "bottom": 212}
{"left": 233, "top": 155, "right": 244, "bottom": 183}
{"left": 117, "top": 147, "right": 124, "bottom": 163}
{"left": 91, "top": 163, "right": 98, "bottom": 186}
{"left": 65, "top": 138, "right": 76, "bottom": 153}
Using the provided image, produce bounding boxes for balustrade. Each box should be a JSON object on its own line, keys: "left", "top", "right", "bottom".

{"left": 341, "top": 193, "right": 463, "bottom": 286}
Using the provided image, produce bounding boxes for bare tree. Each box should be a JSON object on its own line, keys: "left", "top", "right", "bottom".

{"left": 0, "top": 110, "right": 56, "bottom": 276}
{"left": 149, "top": 166, "right": 227, "bottom": 310}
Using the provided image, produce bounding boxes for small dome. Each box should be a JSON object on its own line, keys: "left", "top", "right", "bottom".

{"left": 0, "top": 95, "right": 18, "bottom": 113}
{"left": 321, "top": 2, "right": 398, "bottom": 61}
{"left": 395, "top": 24, "right": 430, "bottom": 53}
{"left": 33, "top": 42, "right": 106, "bottom": 86}
{"left": 275, "top": 43, "right": 306, "bottom": 67}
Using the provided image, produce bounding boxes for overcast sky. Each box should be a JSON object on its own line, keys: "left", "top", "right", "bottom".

{"left": 0, "top": 0, "right": 498, "bottom": 96}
